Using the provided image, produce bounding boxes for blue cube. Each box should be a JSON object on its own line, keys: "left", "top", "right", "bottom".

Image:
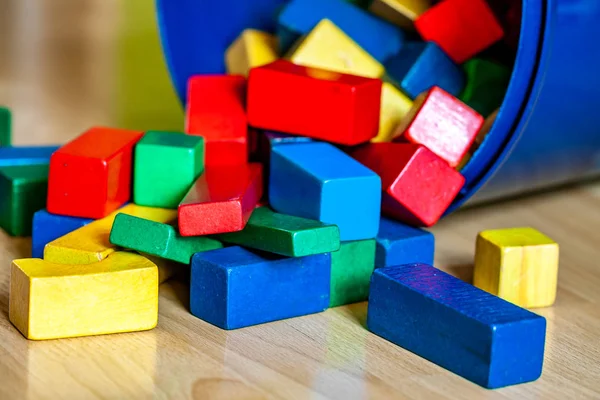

{"left": 191, "top": 246, "right": 331, "bottom": 330}
{"left": 31, "top": 210, "right": 93, "bottom": 258}
{"left": 270, "top": 142, "right": 381, "bottom": 241}
{"left": 368, "top": 264, "right": 546, "bottom": 389}
{"left": 384, "top": 42, "right": 465, "bottom": 99}
{"left": 0, "top": 145, "right": 60, "bottom": 167}
{"left": 277, "top": 0, "right": 404, "bottom": 61}
{"left": 375, "top": 217, "right": 434, "bottom": 268}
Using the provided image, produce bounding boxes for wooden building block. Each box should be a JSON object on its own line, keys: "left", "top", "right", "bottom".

{"left": 270, "top": 142, "right": 381, "bottom": 240}
{"left": 185, "top": 75, "right": 248, "bottom": 166}
{"left": 393, "top": 87, "right": 484, "bottom": 168}
{"left": 9, "top": 252, "right": 159, "bottom": 340}
{"left": 277, "top": 0, "right": 404, "bottom": 62}
{"left": 190, "top": 246, "right": 331, "bottom": 329}
{"left": 0, "top": 145, "right": 59, "bottom": 166}
{"left": 372, "top": 83, "right": 413, "bottom": 143}
{"left": 0, "top": 106, "right": 12, "bottom": 146}
{"left": 367, "top": 263, "right": 546, "bottom": 389}
{"left": 384, "top": 41, "right": 465, "bottom": 99}
{"left": 414, "top": 0, "right": 504, "bottom": 64}
{"left": 368, "top": 0, "right": 431, "bottom": 30}
{"left": 474, "top": 227, "right": 559, "bottom": 308}
{"left": 251, "top": 131, "right": 313, "bottom": 190}
{"left": 218, "top": 206, "right": 340, "bottom": 257}
{"left": 330, "top": 239, "right": 376, "bottom": 307}
{"left": 0, "top": 164, "right": 49, "bottom": 236}
{"left": 31, "top": 210, "right": 93, "bottom": 258}
{"left": 248, "top": 60, "right": 382, "bottom": 146}
{"left": 351, "top": 143, "right": 464, "bottom": 226}
{"left": 178, "top": 163, "right": 263, "bottom": 236}
{"left": 460, "top": 58, "right": 511, "bottom": 117}
{"left": 47, "top": 127, "right": 144, "bottom": 219}
{"left": 110, "top": 213, "right": 223, "bottom": 264}
{"left": 44, "top": 203, "right": 176, "bottom": 265}
{"left": 134, "top": 131, "right": 204, "bottom": 208}
{"left": 286, "top": 19, "right": 384, "bottom": 79}
{"left": 225, "top": 29, "right": 279, "bottom": 77}
{"left": 375, "top": 217, "right": 434, "bottom": 268}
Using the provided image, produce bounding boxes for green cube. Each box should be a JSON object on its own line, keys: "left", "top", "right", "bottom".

{"left": 110, "top": 213, "right": 223, "bottom": 264}
{"left": 218, "top": 206, "right": 340, "bottom": 257}
{"left": 134, "top": 131, "right": 204, "bottom": 208}
{"left": 0, "top": 164, "right": 49, "bottom": 236}
{"left": 0, "top": 107, "right": 12, "bottom": 146}
{"left": 459, "top": 59, "right": 511, "bottom": 117}
{"left": 330, "top": 239, "right": 376, "bottom": 307}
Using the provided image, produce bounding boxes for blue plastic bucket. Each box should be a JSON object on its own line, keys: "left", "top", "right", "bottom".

{"left": 155, "top": 0, "right": 600, "bottom": 209}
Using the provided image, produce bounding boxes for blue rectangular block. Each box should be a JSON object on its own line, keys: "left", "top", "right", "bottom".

{"left": 277, "top": 0, "right": 404, "bottom": 62}
{"left": 269, "top": 142, "right": 381, "bottom": 241}
{"left": 384, "top": 42, "right": 465, "bottom": 99}
{"left": 31, "top": 210, "right": 93, "bottom": 258}
{"left": 191, "top": 246, "right": 331, "bottom": 330}
{"left": 375, "top": 217, "right": 435, "bottom": 268}
{"left": 0, "top": 145, "right": 60, "bottom": 167}
{"left": 367, "top": 264, "right": 546, "bottom": 389}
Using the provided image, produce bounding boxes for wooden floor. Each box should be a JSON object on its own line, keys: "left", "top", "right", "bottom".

{"left": 1, "top": 0, "right": 599, "bottom": 399}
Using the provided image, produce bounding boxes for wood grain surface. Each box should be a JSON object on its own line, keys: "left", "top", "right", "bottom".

{"left": 1, "top": 0, "right": 599, "bottom": 398}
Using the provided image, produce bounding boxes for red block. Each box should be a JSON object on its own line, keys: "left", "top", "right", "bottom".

{"left": 394, "top": 87, "right": 484, "bottom": 168}
{"left": 351, "top": 143, "right": 465, "bottom": 227}
{"left": 414, "top": 0, "right": 504, "bottom": 64}
{"left": 247, "top": 60, "right": 382, "bottom": 146}
{"left": 185, "top": 75, "right": 248, "bottom": 166}
{"left": 47, "top": 127, "right": 144, "bottom": 219}
{"left": 178, "top": 163, "right": 263, "bottom": 236}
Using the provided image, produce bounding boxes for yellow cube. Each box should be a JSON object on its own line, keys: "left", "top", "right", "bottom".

{"left": 9, "top": 252, "right": 159, "bottom": 340}
{"left": 372, "top": 83, "right": 413, "bottom": 142}
{"left": 369, "top": 0, "right": 431, "bottom": 30}
{"left": 225, "top": 29, "right": 279, "bottom": 76}
{"left": 44, "top": 203, "right": 176, "bottom": 266}
{"left": 474, "top": 227, "right": 559, "bottom": 308}
{"left": 286, "top": 19, "right": 384, "bottom": 79}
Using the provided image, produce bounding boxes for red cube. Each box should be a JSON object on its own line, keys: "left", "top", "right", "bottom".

{"left": 415, "top": 0, "right": 504, "bottom": 64}
{"left": 47, "top": 127, "right": 144, "bottom": 219}
{"left": 186, "top": 75, "right": 248, "bottom": 166}
{"left": 394, "top": 87, "right": 484, "bottom": 168}
{"left": 247, "top": 60, "right": 382, "bottom": 146}
{"left": 178, "top": 163, "right": 263, "bottom": 236}
{"left": 352, "top": 143, "right": 465, "bottom": 226}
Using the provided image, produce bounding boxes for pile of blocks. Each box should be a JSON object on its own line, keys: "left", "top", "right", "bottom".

{"left": 2, "top": 0, "right": 559, "bottom": 390}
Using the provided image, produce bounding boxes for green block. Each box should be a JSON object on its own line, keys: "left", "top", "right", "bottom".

{"left": 459, "top": 59, "right": 511, "bottom": 117}
{"left": 217, "top": 206, "right": 340, "bottom": 257}
{"left": 0, "top": 164, "right": 49, "bottom": 236}
{"left": 134, "top": 131, "right": 204, "bottom": 208}
{"left": 330, "top": 239, "right": 376, "bottom": 307}
{"left": 109, "top": 213, "right": 223, "bottom": 264}
{"left": 0, "top": 107, "right": 12, "bottom": 146}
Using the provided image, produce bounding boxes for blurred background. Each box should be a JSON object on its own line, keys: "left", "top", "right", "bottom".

{"left": 0, "top": 0, "right": 183, "bottom": 145}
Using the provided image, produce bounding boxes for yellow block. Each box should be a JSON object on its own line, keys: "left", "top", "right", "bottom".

{"left": 473, "top": 227, "right": 559, "bottom": 308}
{"left": 225, "top": 29, "right": 279, "bottom": 76}
{"left": 286, "top": 19, "right": 384, "bottom": 79}
{"left": 369, "top": 0, "right": 431, "bottom": 30}
{"left": 9, "top": 252, "right": 159, "bottom": 340}
{"left": 44, "top": 204, "right": 177, "bottom": 265}
{"left": 372, "top": 83, "right": 413, "bottom": 143}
